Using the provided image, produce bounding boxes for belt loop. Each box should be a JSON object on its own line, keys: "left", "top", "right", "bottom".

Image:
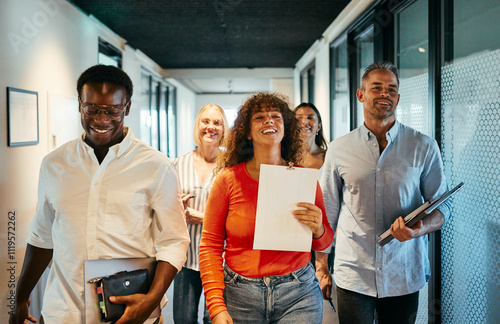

{"left": 225, "top": 264, "right": 240, "bottom": 283}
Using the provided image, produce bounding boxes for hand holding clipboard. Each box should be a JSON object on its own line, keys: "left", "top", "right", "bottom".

{"left": 378, "top": 182, "right": 464, "bottom": 246}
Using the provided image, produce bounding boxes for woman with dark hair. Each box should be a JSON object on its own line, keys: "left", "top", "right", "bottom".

{"left": 294, "top": 103, "right": 328, "bottom": 170}
{"left": 295, "top": 103, "right": 334, "bottom": 303}
{"left": 199, "top": 93, "right": 333, "bottom": 324}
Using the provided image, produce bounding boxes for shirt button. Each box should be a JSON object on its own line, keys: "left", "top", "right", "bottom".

{"left": 377, "top": 193, "right": 381, "bottom": 197}
{"left": 373, "top": 143, "right": 377, "bottom": 147}
{"left": 377, "top": 168, "right": 381, "bottom": 171}
{"left": 89, "top": 245, "right": 94, "bottom": 250}
{"left": 378, "top": 220, "right": 381, "bottom": 224}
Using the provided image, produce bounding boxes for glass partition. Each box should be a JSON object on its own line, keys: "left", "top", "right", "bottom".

{"left": 330, "top": 35, "right": 350, "bottom": 139}
{"left": 396, "top": 0, "right": 431, "bottom": 137}
{"left": 395, "top": 1, "right": 430, "bottom": 321}
{"left": 354, "top": 25, "right": 374, "bottom": 127}
{"left": 441, "top": 1, "right": 500, "bottom": 322}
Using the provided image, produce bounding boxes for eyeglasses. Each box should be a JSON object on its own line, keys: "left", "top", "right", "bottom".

{"left": 79, "top": 98, "right": 129, "bottom": 120}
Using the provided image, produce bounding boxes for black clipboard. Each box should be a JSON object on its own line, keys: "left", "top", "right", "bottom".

{"left": 378, "top": 182, "right": 464, "bottom": 246}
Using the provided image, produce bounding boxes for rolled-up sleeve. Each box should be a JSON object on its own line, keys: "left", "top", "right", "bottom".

{"left": 421, "top": 139, "right": 452, "bottom": 223}
{"left": 27, "top": 158, "right": 55, "bottom": 249}
{"left": 152, "top": 163, "right": 190, "bottom": 271}
{"left": 319, "top": 147, "right": 342, "bottom": 253}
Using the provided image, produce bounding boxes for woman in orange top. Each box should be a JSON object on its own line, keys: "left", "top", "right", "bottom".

{"left": 199, "top": 93, "right": 333, "bottom": 324}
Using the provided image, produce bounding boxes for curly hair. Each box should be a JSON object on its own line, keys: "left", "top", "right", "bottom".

{"left": 294, "top": 102, "right": 328, "bottom": 153}
{"left": 216, "top": 92, "right": 303, "bottom": 172}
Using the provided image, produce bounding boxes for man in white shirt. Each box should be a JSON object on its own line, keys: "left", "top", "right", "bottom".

{"left": 10, "top": 65, "right": 190, "bottom": 324}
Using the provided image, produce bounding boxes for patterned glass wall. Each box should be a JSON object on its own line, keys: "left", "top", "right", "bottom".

{"left": 397, "top": 73, "right": 431, "bottom": 323}
{"left": 441, "top": 49, "right": 500, "bottom": 323}
{"left": 397, "top": 73, "right": 431, "bottom": 136}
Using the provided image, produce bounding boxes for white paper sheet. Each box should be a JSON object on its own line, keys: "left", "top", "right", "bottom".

{"left": 253, "top": 164, "right": 319, "bottom": 252}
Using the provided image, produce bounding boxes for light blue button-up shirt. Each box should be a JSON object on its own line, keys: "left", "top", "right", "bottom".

{"left": 320, "top": 121, "right": 451, "bottom": 298}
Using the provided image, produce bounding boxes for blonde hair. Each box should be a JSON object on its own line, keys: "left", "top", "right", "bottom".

{"left": 193, "top": 104, "right": 229, "bottom": 146}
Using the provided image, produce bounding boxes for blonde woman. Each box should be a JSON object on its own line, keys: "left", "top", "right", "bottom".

{"left": 173, "top": 104, "right": 229, "bottom": 324}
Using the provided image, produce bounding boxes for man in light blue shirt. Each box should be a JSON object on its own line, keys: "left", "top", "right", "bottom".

{"left": 320, "top": 62, "right": 451, "bottom": 323}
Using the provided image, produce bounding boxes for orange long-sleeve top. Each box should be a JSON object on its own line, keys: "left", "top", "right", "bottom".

{"left": 199, "top": 162, "right": 334, "bottom": 319}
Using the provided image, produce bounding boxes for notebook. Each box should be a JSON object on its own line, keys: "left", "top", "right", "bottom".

{"left": 378, "top": 182, "right": 464, "bottom": 246}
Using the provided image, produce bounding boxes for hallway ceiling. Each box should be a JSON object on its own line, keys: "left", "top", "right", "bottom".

{"left": 68, "top": 0, "right": 351, "bottom": 69}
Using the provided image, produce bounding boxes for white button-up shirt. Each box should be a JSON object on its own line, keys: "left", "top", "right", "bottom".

{"left": 28, "top": 127, "right": 190, "bottom": 323}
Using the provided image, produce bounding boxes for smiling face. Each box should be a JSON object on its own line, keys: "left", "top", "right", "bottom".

{"left": 295, "top": 106, "right": 321, "bottom": 140}
{"left": 198, "top": 107, "right": 224, "bottom": 146}
{"left": 248, "top": 105, "right": 284, "bottom": 148}
{"left": 80, "top": 82, "right": 130, "bottom": 150}
{"left": 357, "top": 69, "right": 400, "bottom": 122}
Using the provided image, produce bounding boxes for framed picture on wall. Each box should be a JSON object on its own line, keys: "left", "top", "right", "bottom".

{"left": 7, "top": 87, "right": 39, "bottom": 146}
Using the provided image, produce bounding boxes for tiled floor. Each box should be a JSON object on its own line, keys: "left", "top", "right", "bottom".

{"left": 161, "top": 280, "right": 339, "bottom": 324}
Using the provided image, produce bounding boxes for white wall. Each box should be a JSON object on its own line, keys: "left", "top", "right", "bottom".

{"left": 294, "top": 0, "right": 375, "bottom": 142}
{"left": 0, "top": 0, "right": 196, "bottom": 320}
{"left": 270, "top": 78, "right": 294, "bottom": 106}
{"left": 1, "top": 0, "right": 92, "bottom": 319}
{"left": 293, "top": 39, "right": 332, "bottom": 141}
{"left": 194, "top": 77, "right": 295, "bottom": 129}
{"left": 166, "top": 78, "right": 197, "bottom": 157}
{"left": 195, "top": 93, "right": 250, "bottom": 128}
{"left": 313, "top": 44, "right": 332, "bottom": 141}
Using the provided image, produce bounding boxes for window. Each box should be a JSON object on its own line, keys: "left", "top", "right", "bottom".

{"left": 330, "top": 35, "right": 350, "bottom": 139}
{"left": 166, "top": 84, "right": 177, "bottom": 158}
{"left": 354, "top": 25, "right": 374, "bottom": 127}
{"left": 300, "top": 64, "right": 315, "bottom": 103}
{"left": 395, "top": 1, "right": 431, "bottom": 321}
{"left": 150, "top": 80, "right": 160, "bottom": 150}
{"left": 139, "top": 69, "right": 177, "bottom": 158}
{"left": 440, "top": 1, "right": 500, "bottom": 322}
{"left": 98, "top": 38, "right": 122, "bottom": 67}
{"left": 140, "top": 71, "right": 152, "bottom": 145}
{"left": 395, "top": 0, "right": 431, "bottom": 136}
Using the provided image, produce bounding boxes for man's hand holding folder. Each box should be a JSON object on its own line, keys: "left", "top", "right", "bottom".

{"left": 379, "top": 182, "right": 464, "bottom": 246}
{"left": 390, "top": 216, "right": 424, "bottom": 242}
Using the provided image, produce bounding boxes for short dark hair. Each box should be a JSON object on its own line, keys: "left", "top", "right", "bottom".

{"left": 216, "top": 92, "right": 303, "bottom": 172}
{"left": 294, "top": 102, "right": 328, "bottom": 152}
{"left": 361, "top": 61, "right": 399, "bottom": 88}
{"left": 76, "top": 65, "right": 133, "bottom": 101}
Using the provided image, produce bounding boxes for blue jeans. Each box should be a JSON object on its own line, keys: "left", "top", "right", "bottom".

{"left": 173, "top": 267, "right": 211, "bottom": 324}
{"left": 223, "top": 263, "right": 323, "bottom": 324}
